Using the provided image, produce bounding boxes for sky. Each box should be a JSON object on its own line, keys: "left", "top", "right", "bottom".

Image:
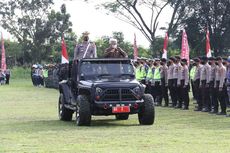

{"left": 1, "top": 0, "right": 173, "bottom": 48}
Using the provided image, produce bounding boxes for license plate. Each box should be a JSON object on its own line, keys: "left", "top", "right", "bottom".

{"left": 112, "top": 106, "right": 130, "bottom": 113}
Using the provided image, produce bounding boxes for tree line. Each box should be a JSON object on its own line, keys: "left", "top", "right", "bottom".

{"left": 0, "top": 0, "right": 229, "bottom": 66}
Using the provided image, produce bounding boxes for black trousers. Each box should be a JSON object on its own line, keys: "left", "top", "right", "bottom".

{"left": 201, "top": 80, "right": 211, "bottom": 110}
{"left": 145, "top": 81, "right": 156, "bottom": 101}
{"left": 168, "top": 79, "right": 177, "bottom": 106}
{"left": 213, "top": 81, "right": 227, "bottom": 113}
{"left": 153, "top": 81, "right": 162, "bottom": 103}
{"left": 159, "top": 78, "right": 169, "bottom": 106}
{"left": 191, "top": 80, "right": 196, "bottom": 99}
{"left": 194, "top": 79, "right": 202, "bottom": 109}
{"left": 5, "top": 74, "right": 10, "bottom": 84}
{"left": 145, "top": 81, "right": 151, "bottom": 94}
{"left": 171, "top": 79, "right": 179, "bottom": 107}
{"left": 209, "top": 81, "right": 215, "bottom": 110}
{"left": 180, "top": 80, "right": 189, "bottom": 108}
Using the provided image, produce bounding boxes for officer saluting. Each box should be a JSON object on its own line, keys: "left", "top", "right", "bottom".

{"left": 74, "top": 31, "right": 97, "bottom": 59}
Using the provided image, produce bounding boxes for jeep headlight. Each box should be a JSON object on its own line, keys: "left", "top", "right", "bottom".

{"left": 133, "top": 86, "right": 141, "bottom": 94}
{"left": 95, "top": 87, "right": 103, "bottom": 95}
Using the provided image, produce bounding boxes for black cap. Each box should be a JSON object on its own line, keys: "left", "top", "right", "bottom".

{"left": 169, "top": 57, "right": 176, "bottom": 62}
{"left": 161, "top": 58, "right": 167, "bottom": 63}
{"left": 193, "top": 58, "right": 200, "bottom": 62}
{"left": 208, "top": 57, "right": 215, "bottom": 60}
{"left": 216, "top": 56, "right": 222, "bottom": 61}
{"left": 181, "top": 58, "right": 187, "bottom": 63}
{"left": 201, "top": 56, "right": 208, "bottom": 61}
{"left": 175, "top": 56, "right": 181, "bottom": 60}
{"left": 198, "top": 56, "right": 203, "bottom": 60}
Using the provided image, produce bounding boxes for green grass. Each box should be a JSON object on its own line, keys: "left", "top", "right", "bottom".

{"left": 0, "top": 79, "right": 230, "bottom": 153}
{"left": 10, "top": 67, "right": 31, "bottom": 80}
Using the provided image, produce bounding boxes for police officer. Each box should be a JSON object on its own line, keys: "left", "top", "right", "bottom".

{"left": 74, "top": 31, "right": 97, "bottom": 60}
{"left": 168, "top": 57, "right": 176, "bottom": 107}
{"left": 104, "top": 38, "right": 128, "bottom": 58}
{"left": 226, "top": 56, "right": 230, "bottom": 117}
{"left": 173, "top": 56, "right": 182, "bottom": 108}
{"left": 209, "top": 57, "right": 217, "bottom": 113}
{"left": 200, "top": 57, "right": 211, "bottom": 112}
{"left": 135, "top": 60, "right": 147, "bottom": 84}
{"left": 5, "top": 69, "right": 10, "bottom": 85}
{"left": 193, "top": 58, "right": 203, "bottom": 111}
{"left": 190, "top": 61, "right": 197, "bottom": 100}
{"left": 222, "top": 59, "right": 229, "bottom": 109}
{"left": 180, "top": 59, "right": 190, "bottom": 110}
{"left": 153, "top": 59, "right": 162, "bottom": 105}
{"left": 215, "top": 57, "right": 227, "bottom": 115}
{"left": 146, "top": 61, "right": 155, "bottom": 98}
{"left": 159, "top": 58, "right": 169, "bottom": 107}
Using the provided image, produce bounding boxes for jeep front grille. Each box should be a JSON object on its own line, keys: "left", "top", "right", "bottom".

{"left": 101, "top": 88, "right": 137, "bottom": 101}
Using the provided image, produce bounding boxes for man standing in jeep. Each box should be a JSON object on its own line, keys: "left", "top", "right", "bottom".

{"left": 74, "top": 31, "right": 97, "bottom": 60}
{"left": 104, "top": 38, "right": 128, "bottom": 58}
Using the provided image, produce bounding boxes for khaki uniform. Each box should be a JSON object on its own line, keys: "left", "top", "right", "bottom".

{"left": 168, "top": 64, "right": 176, "bottom": 106}
{"left": 74, "top": 41, "right": 97, "bottom": 59}
{"left": 213, "top": 64, "right": 227, "bottom": 113}
{"left": 173, "top": 63, "right": 182, "bottom": 107}
{"left": 209, "top": 64, "right": 217, "bottom": 111}
{"left": 194, "top": 64, "right": 203, "bottom": 110}
{"left": 200, "top": 63, "right": 211, "bottom": 111}
{"left": 104, "top": 47, "right": 128, "bottom": 58}
{"left": 179, "top": 65, "right": 189, "bottom": 109}
{"left": 159, "top": 65, "right": 169, "bottom": 106}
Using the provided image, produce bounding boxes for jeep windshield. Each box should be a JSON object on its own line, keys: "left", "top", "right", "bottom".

{"left": 80, "top": 60, "right": 135, "bottom": 81}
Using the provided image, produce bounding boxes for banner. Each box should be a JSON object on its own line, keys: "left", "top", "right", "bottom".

{"left": 206, "top": 28, "right": 212, "bottom": 58}
{"left": 61, "top": 37, "right": 69, "bottom": 64}
{"left": 181, "top": 29, "right": 190, "bottom": 64}
{"left": 133, "top": 33, "right": 138, "bottom": 60}
{"left": 162, "top": 32, "right": 168, "bottom": 59}
{"left": 1, "top": 33, "right": 6, "bottom": 71}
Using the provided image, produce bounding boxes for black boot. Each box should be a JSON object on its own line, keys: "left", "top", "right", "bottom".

{"left": 216, "top": 112, "right": 227, "bottom": 115}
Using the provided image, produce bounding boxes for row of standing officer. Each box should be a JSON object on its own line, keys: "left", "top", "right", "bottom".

{"left": 134, "top": 56, "right": 230, "bottom": 117}
{"left": 135, "top": 56, "right": 190, "bottom": 110}
{"left": 190, "top": 56, "right": 229, "bottom": 115}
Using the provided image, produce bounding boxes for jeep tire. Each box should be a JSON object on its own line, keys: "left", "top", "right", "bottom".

{"left": 76, "top": 95, "right": 91, "bottom": 126}
{"left": 115, "top": 114, "right": 129, "bottom": 120}
{"left": 58, "top": 93, "right": 73, "bottom": 121}
{"left": 138, "top": 94, "right": 155, "bottom": 125}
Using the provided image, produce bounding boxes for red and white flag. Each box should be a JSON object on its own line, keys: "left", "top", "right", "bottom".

{"left": 133, "top": 33, "right": 138, "bottom": 60}
{"left": 206, "top": 28, "right": 212, "bottom": 58}
{"left": 181, "top": 29, "right": 190, "bottom": 64}
{"left": 1, "top": 33, "right": 6, "bottom": 71}
{"left": 162, "top": 32, "right": 168, "bottom": 59}
{"left": 61, "top": 37, "right": 69, "bottom": 64}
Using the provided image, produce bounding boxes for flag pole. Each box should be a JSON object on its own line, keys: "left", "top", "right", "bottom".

{"left": 162, "top": 32, "right": 168, "bottom": 59}
{"left": 1, "top": 32, "right": 7, "bottom": 71}
{"left": 61, "top": 33, "right": 69, "bottom": 64}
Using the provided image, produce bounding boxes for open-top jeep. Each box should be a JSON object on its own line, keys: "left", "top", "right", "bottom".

{"left": 58, "top": 58, "right": 155, "bottom": 126}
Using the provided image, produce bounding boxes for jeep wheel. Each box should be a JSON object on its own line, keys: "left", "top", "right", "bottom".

{"left": 138, "top": 94, "right": 155, "bottom": 125}
{"left": 115, "top": 114, "right": 129, "bottom": 120}
{"left": 58, "top": 93, "right": 73, "bottom": 121}
{"left": 76, "top": 95, "right": 91, "bottom": 126}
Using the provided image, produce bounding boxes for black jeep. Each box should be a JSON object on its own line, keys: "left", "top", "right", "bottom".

{"left": 58, "top": 58, "right": 155, "bottom": 126}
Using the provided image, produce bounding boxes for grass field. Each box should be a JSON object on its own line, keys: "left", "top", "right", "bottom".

{"left": 0, "top": 79, "right": 230, "bottom": 153}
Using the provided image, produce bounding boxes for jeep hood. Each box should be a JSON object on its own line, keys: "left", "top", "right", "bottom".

{"left": 79, "top": 79, "right": 140, "bottom": 88}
